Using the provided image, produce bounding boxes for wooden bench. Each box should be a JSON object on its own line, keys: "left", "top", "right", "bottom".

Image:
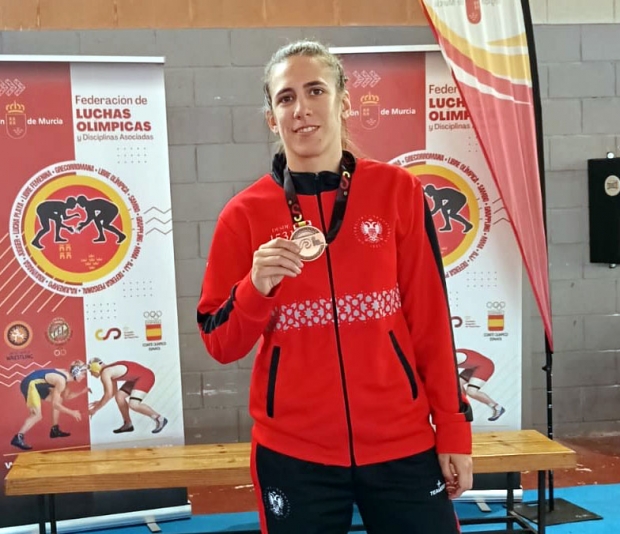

{"left": 4, "top": 429, "right": 576, "bottom": 534}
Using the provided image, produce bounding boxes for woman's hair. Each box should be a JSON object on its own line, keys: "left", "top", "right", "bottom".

{"left": 263, "top": 40, "right": 347, "bottom": 112}
{"left": 263, "top": 40, "right": 351, "bottom": 150}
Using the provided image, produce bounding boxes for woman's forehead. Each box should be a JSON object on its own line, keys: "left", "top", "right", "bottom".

{"left": 269, "top": 56, "right": 333, "bottom": 89}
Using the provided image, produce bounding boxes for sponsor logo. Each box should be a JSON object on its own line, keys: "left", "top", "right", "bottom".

{"left": 10, "top": 162, "right": 144, "bottom": 296}
{"left": 143, "top": 311, "right": 166, "bottom": 351}
{"left": 47, "top": 317, "right": 71, "bottom": 345}
{"left": 452, "top": 315, "right": 482, "bottom": 329}
{"left": 484, "top": 301, "right": 509, "bottom": 341}
{"left": 430, "top": 480, "right": 446, "bottom": 496}
{"left": 360, "top": 92, "right": 381, "bottom": 130}
{"left": 0, "top": 78, "right": 26, "bottom": 97}
{"left": 95, "top": 327, "right": 122, "bottom": 341}
{"left": 351, "top": 70, "right": 381, "bottom": 88}
{"left": 144, "top": 311, "right": 162, "bottom": 341}
{"left": 95, "top": 327, "right": 138, "bottom": 340}
{"left": 487, "top": 301, "right": 505, "bottom": 331}
{"left": 6, "top": 101, "right": 27, "bottom": 139}
{"left": 4, "top": 321, "right": 32, "bottom": 349}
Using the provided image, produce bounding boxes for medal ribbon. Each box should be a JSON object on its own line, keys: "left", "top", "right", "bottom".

{"left": 283, "top": 157, "right": 353, "bottom": 245}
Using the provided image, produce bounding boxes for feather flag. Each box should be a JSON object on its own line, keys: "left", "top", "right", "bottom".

{"left": 419, "top": 0, "right": 553, "bottom": 349}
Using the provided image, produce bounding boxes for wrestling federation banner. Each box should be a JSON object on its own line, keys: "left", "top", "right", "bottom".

{"left": 0, "top": 58, "right": 184, "bottom": 500}
{"left": 419, "top": 0, "right": 552, "bottom": 350}
{"left": 338, "top": 47, "right": 522, "bottom": 431}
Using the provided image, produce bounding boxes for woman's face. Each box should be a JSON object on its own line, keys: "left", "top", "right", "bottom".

{"left": 266, "top": 55, "right": 351, "bottom": 172}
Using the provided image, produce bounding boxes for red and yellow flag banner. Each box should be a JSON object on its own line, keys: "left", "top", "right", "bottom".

{"left": 419, "top": 0, "right": 553, "bottom": 349}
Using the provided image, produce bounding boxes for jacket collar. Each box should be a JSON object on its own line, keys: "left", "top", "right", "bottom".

{"left": 270, "top": 151, "right": 356, "bottom": 195}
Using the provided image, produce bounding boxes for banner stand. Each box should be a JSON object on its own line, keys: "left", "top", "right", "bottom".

{"left": 0, "top": 54, "right": 185, "bottom": 531}
{"left": 415, "top": 0, "right": 601, "bottom": 524}
{"left": 514, "top": 2, "right": 600, "bottom": 525}
{"left": 513, "top": 499, "right": 602, "bottom": 528}
{"left": 0, "top": 502, "right": 191, "bottom": 534}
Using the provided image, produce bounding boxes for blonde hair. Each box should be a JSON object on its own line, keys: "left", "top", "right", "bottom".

{"left": 263, "top": 40, "right": 351, "bottom": 151}
{"left": 88, "top": 357, "right": 104, "bottom": 374}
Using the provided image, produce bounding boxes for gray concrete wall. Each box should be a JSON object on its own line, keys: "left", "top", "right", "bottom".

{"left": 1, "top": 23, "right": 619, "bottom": 441}
{"left": 530, "top": 24, "right": 620, "bottom": 437}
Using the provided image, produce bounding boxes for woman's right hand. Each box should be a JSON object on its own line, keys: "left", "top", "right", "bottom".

{"left": 251, "top": 238, "right": 303, "bottom": 296}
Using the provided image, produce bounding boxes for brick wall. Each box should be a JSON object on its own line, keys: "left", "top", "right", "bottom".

{"left": 0, "top": 0, "right": 427, "bottom": 30}
{"left": 4, "top": 0, "right": 620, "bottom": 30}
{"left": 528, "top": 24, "right": 620, "bottom": 436}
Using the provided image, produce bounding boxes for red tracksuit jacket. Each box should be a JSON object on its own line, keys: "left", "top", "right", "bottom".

{"left": 197, "top": 153, "right": 472, "bottom": 466}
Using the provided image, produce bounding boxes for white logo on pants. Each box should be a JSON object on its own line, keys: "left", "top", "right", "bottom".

{"left": 430, "top": 480, "right": 446, "bottom": 496}
{"left": 264, "top": 487, "right": 290, "bottom": 519}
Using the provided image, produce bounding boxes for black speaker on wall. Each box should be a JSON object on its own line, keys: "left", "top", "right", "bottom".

{"left": 587, "top": 156, "right": 620, "bottom": 264}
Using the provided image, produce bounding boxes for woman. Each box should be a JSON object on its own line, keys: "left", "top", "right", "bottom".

{"left": 197, "top": 40, "right": 473, "bottom": 534}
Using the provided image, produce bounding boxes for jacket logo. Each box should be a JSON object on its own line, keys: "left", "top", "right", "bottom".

{"left": 270, "top": 221, "right": 316, "bottom": 241}
{"left": 354, "top": 216, "right": 390, "bottom": 247}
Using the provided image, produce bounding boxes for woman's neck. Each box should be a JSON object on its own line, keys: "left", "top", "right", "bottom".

{"left": 286, "top": 149, "right": 342, "bottom": 174}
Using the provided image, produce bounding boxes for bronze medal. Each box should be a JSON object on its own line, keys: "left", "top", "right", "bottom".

{"left": 291, "top": 225, "right": 327, "bottom": 262}
{"left": 282, "top": 154, "right": 355, "bottom": 262}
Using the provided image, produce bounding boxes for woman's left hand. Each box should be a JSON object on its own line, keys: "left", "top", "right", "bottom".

{"left": 438, "top": 453, "right": 473, "bottom": 499}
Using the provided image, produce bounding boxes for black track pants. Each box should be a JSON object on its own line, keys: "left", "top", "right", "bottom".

{"left": 252, "top": 443, "right": 461, "bottom": 534}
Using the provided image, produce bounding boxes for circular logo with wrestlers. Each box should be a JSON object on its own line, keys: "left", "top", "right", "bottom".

{"left": 10, "top": 161, "right": 143, "bottom": 296}
{"left": 390, "top": 151, "right": 492, "bottom": 277}
{"left": 4, "top": 321, "right": 33, "bottom": 350}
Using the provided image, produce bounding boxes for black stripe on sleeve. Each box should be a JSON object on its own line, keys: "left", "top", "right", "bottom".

{"left": 197, "top": 285, "right": 237, "bottom": 334}
{"left": 423, "top": 197, "right": 449, "bottom": 290}
{"left": 423, "top": 198, "right": 473, "bottom": 423}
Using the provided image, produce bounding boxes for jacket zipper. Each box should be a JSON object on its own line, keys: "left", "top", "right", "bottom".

{"left": 315, "top": 179, "right": 356, "bottom": 465}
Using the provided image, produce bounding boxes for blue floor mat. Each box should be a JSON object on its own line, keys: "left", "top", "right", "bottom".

{"left": 88, "top": 483, "right": 620, "bottom": 534}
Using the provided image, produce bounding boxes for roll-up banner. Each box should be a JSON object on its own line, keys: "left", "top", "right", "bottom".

{"left": 0, "top": 55, "right": 186, "bottom": 532}
{"left": 336, "top": 45, "right": 523, "bottom": 501}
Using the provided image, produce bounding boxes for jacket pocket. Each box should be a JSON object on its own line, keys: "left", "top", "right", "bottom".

{"left": 388, "top": 331, "right": 418, "bottom": 400}
{"left": 266, "top": 346, "right": 281, "bottom": 418}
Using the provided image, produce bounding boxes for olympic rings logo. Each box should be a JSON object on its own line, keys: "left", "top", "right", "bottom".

{"left": 144, "top": 311, "right": 162, "bottom": 319}
{"left": 486, "top": 301, "right": 506, "bottom": 311}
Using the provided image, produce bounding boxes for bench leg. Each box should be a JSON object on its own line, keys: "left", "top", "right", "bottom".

{"left": 506, "top": 472, "right": 516, "bottom": 531}
{"left": 538, "top": 470, "right": 546, "bottom": 534}
{"left": 38, "top": 495, "right": 46, "bottom": 534}
{"left": 49, "top": 494, "right": 57, "bottom": 534}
